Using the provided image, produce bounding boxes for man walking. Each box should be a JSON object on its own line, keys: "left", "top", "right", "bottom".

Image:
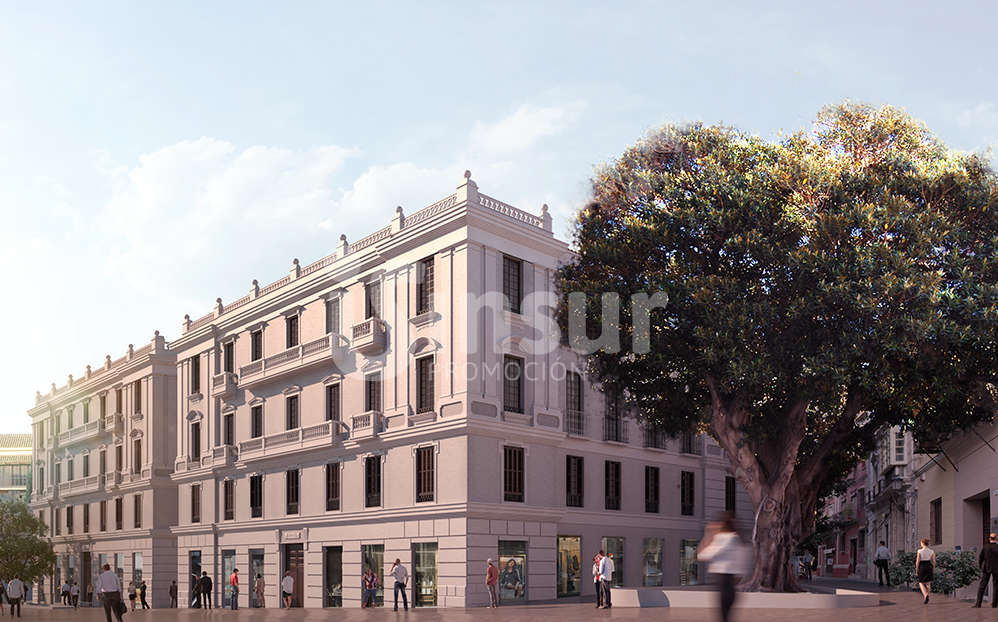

{"left": 230, "top": 568, "right": 240, "bottom": 610}
{"left": 485, "top": 558, "right": 499, "bottom": 608}
{"left": 169, "top": 580, "right": 178, "bottom": 608}
{"left": 389, "top": 558, "right": 409, "bottom": 611}
{"left": 874, "top": 541, "right": 891, "bottom": 587}
{"left": 96, "top": 563, "right": 125, "bottom": 622}
{"left": 282, "top": 570, "right": 295, "bottom": 609}
{"left": 6, "top": 574, "right": 25, "bottom": 619}
{"left": 973, "top": 532, "right": 998, "bottom": 608}
{"left": 200, "top": 571, "right": 213, "bottom": 609}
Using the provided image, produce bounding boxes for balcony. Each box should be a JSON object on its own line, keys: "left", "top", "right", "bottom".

{"left": 565, "top": 410, "right": 589, "bottom": 437}
{"left": 40, "top": 485, "right": 59, "bottom": 501}
{"left": 350, "top": 318, "right": 388, "bottom": 356}
{"left": 239, "top": 334, "right": 347, "bottom": 388}
{"left": 351, "top": 411, "right": 383, "bottom": 441}
{"left": 46, "top": 435, "right": 57, "bottom": 451}
{"left": 603, "top": 416, "right": 629, "bottom": 444}
{"left": 238, "top": 420, "right": 343, "bottom": 462}
{"left": 57, "top": 420, "right": 102, "bottom": 447}
{"left": 104, "top": 413, "right": 124, "bottom": 433}
{"left": 208, "top": 444, "right": 238, "bottom": 468}
{"left": 643, "top": 426, "right": 668, "bottom": 450}
{"left": 211, "top": 372, "right": 238, "bottom": 399}
{"left": 57, "top": 475, "right": 103, "bottom": 498}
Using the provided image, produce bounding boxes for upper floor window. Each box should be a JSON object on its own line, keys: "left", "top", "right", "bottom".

{"left": 134, "top": 380, "right": 142, "bottom": 413}
{"left": 566, "top": 455, "right": 584, "bottom": 508}
{"left": 133, "top": 439, "right": 142, "bottom": 474}
{"left": 66, "top": 505, "right": 74, "bottom": 534}
{"left": 67, "top": 406, "right": 74, "bottom": 429}
{"left": 286, "top": 314, "right": 299, "bottom": 349}
{"left": 365, "top": 280, "right": 382, "bottom": 319}
{"left": 417, "top": 257, "right": 434, "bottom": 315}
{"left": 251, "top": 330, "right": 263, "bottom": 362}
{"left": 223, "top": 342, "right": 234, "bottom": 373}
{"left": 417, "top": 357, "right": 434, "bottom": 414}
{"left": 416, "top": 447, "right": 434, "bottom": 503}
{"left": 250, "top": 475, "right": 263, "bottom": 518}
{"left": 223, "top": 480, "right": 234, "bottom": 521}
{"left": 605, "top": 461, "right": 621, "bottom": 510}
{"left": 189, "top": 356, "right": 201, "bottom": 394}
{"left": 286, "top": 469, "right": 300, "bottom": 515}
{"left": 83, "top": 504, "right": 90, "bottom": 533}
{"left": 54, "top": 413, "right": 61, "bottom": 435}
{"left": 100, "top": 394, "right": 107, "bottom": 418}
{"left": 326, "top": 463, "right": 340, "bottom": 511}
{"left": 83, "top": 401, "right": 90, "bottom": 424}
{"left": 83, "top": 454, "right": 90, "bottom": 478}
{"left": 100, "top": 449, "right": 107, "bottom": 474}
{"left": 326, "top": 297, "right": 341, "bottom": 335}
{"left": 326, "top": 384, "right": 341, "bottom": 422}
{"left": 67, "top": 458, "right": 75, "bottom": 481}
{"left": 645, "top": 466, "right": 660, "bottom": 513}
{"left": 725, "top": 476, "right": 737, "bottom": 513}
{"left": 365, "top": 373, "right": 382, "bottom": 413}
{"left": 191, "top": 485, "right": 201, "bottom": 524}
{"left": 566, "top": 372, "right": 582, "bottom": 412}
{"left": 503, "top": 356, "right": 523, "bottom": 414}
{"left": 503, "top": 446, "right": 524, "bottom": 503}
{"left": 115, "top": 445, "right": 123, "bottom": 471}
{"left": 134, "top": 494, "right": 142, "bottom": 528}
{"left": 681, "top": 471, "right": 695, "bottom": 516}
{"left": 115, "top": 388, "right": 123, "bottom": 413}
{"left": 223, "top": 413, "right": 234, "bottom": 445}
{"left": 251, "top": 406, "right": 263, "bottom": 439}
{"left": 100, "top": 500, "right": 107, "bottom": 531}
{"left": 286, "top": 395, "right": 300, "bottom": 430}
{"left": 365, "top": 457, "right": 381, "bottom": 508}
{"left": 503, "top": 256, "right": 522, "bottom": 314}
{"left": 115, "top": 497, "right": 123, "bottom": 530}
{"left": 191, "top": 422, "right": 202, "bottom": 462}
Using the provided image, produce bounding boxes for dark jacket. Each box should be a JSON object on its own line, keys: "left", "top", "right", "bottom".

{"left": 980, "top": 541, "right": 998, "bottom": 573}
{"left": 200, "top": 576, "right": 213, "bottom": 593}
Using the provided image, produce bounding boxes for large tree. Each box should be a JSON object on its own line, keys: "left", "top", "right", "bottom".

{"left": 559, "top": 102, "right": 998, "bottom": 592}
{"left": 0, "top": 497, "right": 55, "bottom": 587}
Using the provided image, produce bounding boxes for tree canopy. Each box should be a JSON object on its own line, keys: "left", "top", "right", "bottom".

{"left": 559, "top": 102, "right": 998, "bottom": 591}
{"left": 0, "top": 496, "right": 55, "bottom": 586}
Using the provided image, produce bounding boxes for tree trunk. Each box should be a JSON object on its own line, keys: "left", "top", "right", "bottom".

{"left": 738, "top": 478, "right": 804, "bottom": 592}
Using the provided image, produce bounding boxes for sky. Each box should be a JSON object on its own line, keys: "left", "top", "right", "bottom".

{"left": 2, "top": 1, "right": 997, "bottom": 433}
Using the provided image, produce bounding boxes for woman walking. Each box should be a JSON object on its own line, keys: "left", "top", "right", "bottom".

{"left": 254, "top": 573, "right": 266, "bottom": 608}
{"left": 127, "top": 581, "right": 137, "bottom": 610}
{"left": 916, "top": 538, "right": 935, "bottom": 604}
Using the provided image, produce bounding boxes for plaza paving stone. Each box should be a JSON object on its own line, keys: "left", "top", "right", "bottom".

{"left": 16, "top": 578, "right": 994, "bottom": 622}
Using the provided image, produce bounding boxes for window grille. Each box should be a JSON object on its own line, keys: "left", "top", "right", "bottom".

{"left": 504, "top": 446, "right": 525, "bottom": 502}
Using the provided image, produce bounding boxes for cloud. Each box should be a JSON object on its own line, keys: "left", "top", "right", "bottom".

{"left": 469, "top": 102, "right": 585, "bottom": 157}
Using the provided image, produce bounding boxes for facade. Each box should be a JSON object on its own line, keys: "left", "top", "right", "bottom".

{"left": 0, "top": 433, "right": 32, "bottom": 500}
{"left": 818, "top": 461, "right": 868, "bottom": 578}
{"left": 915, "top": 416, "right": 998, "bottom": 601}
{"left": 167, "top": 172, "right": 752, "bottom": 609}
{"left": 27, "top": 334, "right": 178, "bottom": 607}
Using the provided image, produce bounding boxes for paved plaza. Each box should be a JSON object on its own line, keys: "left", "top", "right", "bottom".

{"left": 14, "top": 579, "right": 995, "bottom": 622}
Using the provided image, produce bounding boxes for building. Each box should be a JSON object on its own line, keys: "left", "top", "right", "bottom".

{"left": 818, "top": 461, "right": 868, "bottom": 578}
{"left": 0, "top": 433, "right": 32, "bottom": 500}
{"left": 167, "top": 172, "right": 752, "bottom": 609}
{"left": 915, "top": 416, "right": 998, "bottom": 601}
{"left": 27, "top": 334, "right": 178, "bottom": 607}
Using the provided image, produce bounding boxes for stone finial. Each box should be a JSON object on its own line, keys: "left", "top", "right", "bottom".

{"left": 540, "top": 203, "right": 553, "bottom": 233}
{"left": 68, "top": 374, "right": 74, "bottom": 386}
{"left": 337, "top": 234, "right": 349, "bottom": 259}
{"left": 457, "top": 168, "right": 479, "bottom": 203}
{"left": 464, "top": 170, "right": 472, "bottom": 179}
{"left": 541, "top": 203, "right": 549, "bottom": 213}
{"left": 154, "top": 330, "right": 159, "bottom": 337}
{"left": 391, "top": 205, "right": 405, "bottom": 233}
{"left": 51, "top": 382, "right": 57, "bottom": 394}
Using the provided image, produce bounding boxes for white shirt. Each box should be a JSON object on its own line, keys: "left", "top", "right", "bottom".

{"left": 604, "top": 556, "right": 615, "bottom": 578}
{"left": 874, "top": 545, "right": 890, "bottom": 561}
{"left": 700, "top": 531, "right": 748, "bottom": 575}
{"left": 6, "top": 579, "right": 24, "bottom": 599}
{"left": 282, "top": 575, "right": 294, "bottom": 593}
{"left": 96, "top": 570, "right": 121, "bottom": 594}
{"left": 598, "top": 556, "right": 611, "bottom": 581}
{"left": 390, "top": 564, "right": 408, "bottom": 584}
{"left": 71, "top": 585, "right": 80, "bottom": 596}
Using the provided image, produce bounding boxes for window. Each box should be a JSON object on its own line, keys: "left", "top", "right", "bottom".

{"left": 725, "top": 476, "right": 737, "bottom": 513}
{"left": 365, "top": 280, "right": 382, "bottom": 319}
{"left": 326, "top": 384, "right": 340, "bottom": 422}
{"left": 416, "top": 447, "right": 434, "bottom": 503}
{"left": 417, "top": 357, "right": 434, "bottom": 413}
{"left": 83, "top": 401, "right": 90, "bottom": 424}
{"left": 365, "top": 373, "right": 382, "bottom": 413}
{"left": 191, "top": 422, "right": 202, "bottom": 461}
{"left": 605, "top": 461, "right": 621, "bottom": 510}
{"left": 55, "top": 412, "right": 61, "bottom": 435}
{"left": 100, "top": 500, "right": 107, "bottom": 532}
{"left": 223, "top": 342, "right": 234, "bottom": 373}
{"left": 67, "top": 457, "right": 74, "bottom": 481}
{"left": 251, "top": 330, "right": 263, "bottom": 361}
{"left": 115, "top": 445, "right": 123, "bottom": 471}
{"left": 66, "top": 505, "right": 74, "bottom": 535}
{"left": 417, "top": 256, "right": 434, "bottom": 314}
{"left": 566, "top": 455, "right": 584, "bottom": 507}
{"left": 567, "top": 372, "right": 582, "bottom": 412}
{"left": 99, "top": 449, "right": 106, "bottom": 475}
{"left": 134, "top": 494, "right": 142, "bottom": 528}
{"left": 134, "top": 380, "right": 142, "bottom": 413}
{"left": 681, "top": 471, "right": 695, "bottom": 516}
{"left": 83, "top": 454, "right": 90, "bottom": 478}
{"left": 287, "top": 469, "right": 300, "bottom": 515}
{"left": 115, "top": 497, "right": 123, "bottom": 530}
{"left": 930, "top": 497, "right": 942, "bottom": 545}
{"left": 645, "top": 466, "right": 660, "bottom": 513}
{"left": 894, "top": 430, "right": 906, "bottom": 464}
{"left": 115, "top": 388, "right": 123, "bottom": 414}
{"left": 365, "top": 456, "right": 382, "bottom": 508}
{"left": 55, "top": 508, "right": 61, "bottom": 535}
{"left": 68, "top": 406, "right": 74, "bottom": 429}
{"left": 250, "top": 475, "right": 263, "bottom": 518}
{"left": 503, "top": 356, "right": 523, "bottom": 414}
{"left": 681, "top": 432, "right": 702, "bottom": 455}
{"left": 503, "top": 255, "right": 522, "bottom": 313}
{"left": 100, "top": 394, "right": 107, "bottom": 418}
{"left": 83, "top": 504, "right": 90, "bottom": 533}
{"left": 503, "top": 446, "right": 525, "bottom": 503}
{"left": 251, "top": 406, "right": 263, "bottom": 438}
{"left": 223, "top": 413, "right": 234, "bottom": 445}
{"left": 286, "top": 314, "right": 299, "bottom": 349}
{"left": 191, "top": 485, "right": 201, "bottom": 523}
{"left": 133, "top": 439, "right": 142, "bottom": 474}
{"left": 55, "top": 460, "right": 61, "bottom": 485}
{"left": 223, "top": 480, "right": 234, "bottom": 521}
{"left": 326, "top": 297, "right": 341, "bottom": 334}
{"left": 286, "top": 395, "right": 299, "bottom": 430}
{"left": 190, "top": 356, "right": 201, "bottom": 394}
{"left": 326, "top": 463, "right": 340, "bottom": 511}
{"left": 604, "top": 392, "right": 627, "bottom": 443}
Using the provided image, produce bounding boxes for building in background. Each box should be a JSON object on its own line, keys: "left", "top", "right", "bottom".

{"left": 27, "top": 335, "right": 177, "bottom": 607}
{"left": 167, "top": 172, "right": 752, "bottom": 609}
{"left": 0, "top": 434, "right": 32, "bottom": 500}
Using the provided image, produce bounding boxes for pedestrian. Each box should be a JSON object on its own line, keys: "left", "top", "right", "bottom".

{"left": 801, "top": 550, "right": 814, "bottom": 581}
{"left": 597, "top": 549, "right": 612, "bottom": 609}
{"left": 700, "top": 512, "right": 750, "bottom": 622}
{"left": 254, "top": 573, "right": 266, "bottom": 608}
{"left": 62, "top": 580, "right": 72, "bottom": 606}
{"left": 6, "top": 574, "right": 24, "bottom": 619}
{"left": 592, "top": 554, "right": 603, "bottom": 608}
{"left": 362, "top": 567, "right": 378, "bottom": 608}
{"left": 281, "top": 570, "right": 294, "bottom": 609}
{"left": 127, "top": 581, "right": 137, "bottom": 610}
{"left": 916, "top": 538, "right": 935, "bottom": 604}
{"left": 71, "top": 581, "right": 81, "bottom": 609}
{"left": 485, "top": 558, "right": 499, "bottom": 608}
{"left": 973, "top": 532, "right": 998, "bottom": 608}
{"left": 388, "top": 558, "right": 409, "bottom": 611}
{"left": 229, "top": 568, "right": 239, "bottom": 610}
{"left": 87, "top": 583, "right": 95, "bottom": 607}
{"left": 169, "top": 580, "right": 178, "bottom": 608}
{"left": 96, "top": 564, "right": 124, "bottom": 622}
{"left": 140, "top": 580, "right": 150, "bottom": 609}
{"left": 200, "top": 571, "right": 213, "bottom": 610}
{"left": 0, "top": 577, "right": 6, "bottom": 616}
{"left": 874, "top": 541, "right": 891, "bottom": 587}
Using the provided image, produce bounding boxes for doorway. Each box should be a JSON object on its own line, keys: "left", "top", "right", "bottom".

{"left": 283, "top": 544, "right": 304, "bottom": 607}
